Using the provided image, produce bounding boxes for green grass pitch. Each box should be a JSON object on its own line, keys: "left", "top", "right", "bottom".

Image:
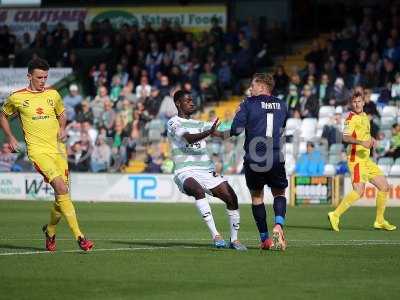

{"left": 0, "top": 200, "right": 399, "bottom": 300}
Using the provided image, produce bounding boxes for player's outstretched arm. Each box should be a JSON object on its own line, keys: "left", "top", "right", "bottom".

{"left": 343, "top": 134, "right": 374, "bottom": 149}
{"left": 183, "top": 118, "right": 220, "bottom": 144}
{"left": 0, "top": 112, "right": 19, "bottom": 152}
{"left": 210, "top": 130, "right": 231, "bottom": 139}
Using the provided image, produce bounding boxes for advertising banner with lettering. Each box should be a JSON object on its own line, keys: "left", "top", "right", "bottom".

{"left": 0, "top": 5, "right": 226, "bottom": 39}
{"left": 343, "top": 177, "right": 400, "bottom": 207}
{"left": 0, "top": 173, "right": 289, "bottom": 204}
{"left": 292, "top": 176, "right": 334, "bottom": 205}
{"left": 0, "top": 8, "right": 87, "bottom": 38}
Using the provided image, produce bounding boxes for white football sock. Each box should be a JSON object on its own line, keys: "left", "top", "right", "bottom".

{"left": 195, "top": 198, "right": 219, "bottom": 239}
{"left": 227, "top": 209, "right": 240, "bottom": 242}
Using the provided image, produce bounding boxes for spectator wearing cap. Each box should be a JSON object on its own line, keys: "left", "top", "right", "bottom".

{"left": 63, "top": 84, "right": 83, "bottom": 121}
{"left": 295, "top": 142, "right": 325, "bottom": 176}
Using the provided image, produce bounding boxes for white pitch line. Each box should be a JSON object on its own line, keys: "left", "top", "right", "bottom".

{"left": 1, "top": 237, "right": 400, "bottom": 243}
{"left": 1, "top": 241, "right": 400, "bottom": 257}
{"left": 0, "top": 245, "right": 201, "bottom": 257}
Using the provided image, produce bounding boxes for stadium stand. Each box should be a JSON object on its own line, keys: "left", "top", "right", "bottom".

{"left": 2, "top": 4, "right": 400, "bottom": 176}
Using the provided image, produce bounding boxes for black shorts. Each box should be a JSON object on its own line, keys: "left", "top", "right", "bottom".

{"left": 244, "top": 162, "right": 288, "bottom": 191}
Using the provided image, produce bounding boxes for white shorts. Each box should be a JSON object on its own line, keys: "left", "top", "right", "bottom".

{"left": 174, "top": 169, "right": 227, "bottom": 195}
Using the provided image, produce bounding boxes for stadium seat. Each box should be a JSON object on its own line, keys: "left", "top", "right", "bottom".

{"left": 381, "top": 106, "right": 398, "bottom": 118}
{"left": 390, "top": 164, "right": 400, "bottom": 176}
{"left": 329, "top": 143, "right": 344, "bottom": 154}
{"left": 316, "top": 117, "right": 330, "bottom": 137}
{"left": 380, "top": 117, "right": 396, "bottom": 130}
{"left": 328, "top": 155, "right": 341, "bottom": 164}
{"left": 324, "top": 164, "right": 336, "bottom": 176}
{"left": 318, "top": 106, "right": 336, "bottom": 118}
{"left": 379, "top": 164, "right": 391, "bottom": 176}
{"left": 300, "top": 118, "right": 317, "bottom": 140}
{"left": 370, "top": 93, "right": 379, "bottom": 102}
{"left": 285, "top": 154, "right": 296, "bottom": 175}
{"left": 382, "top": 129, "right": 392, "bottom": 139}
{"left": 378, "top": 157, "right": 394, "bottom": 165}
{"left": 285, "top": 118, "right": 302, "bottom": 136}
{"left": 285, "top": 143, "right": 294, "bottom": 155}
{"left": 298, "top": 141, "right": 307, "bottom": 154}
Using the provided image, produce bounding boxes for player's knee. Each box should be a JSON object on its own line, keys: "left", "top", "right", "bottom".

{"left": 354, "top": 188, "right": 364, "bottom": 197}
{"left": 191, "top": 188, "right": 205, "bottom": 200}
{"left": 225, "top": 195, "right": 238, "bottom": 210}
{"left": 53, "top": 181, "right": 69, "bottom": 195}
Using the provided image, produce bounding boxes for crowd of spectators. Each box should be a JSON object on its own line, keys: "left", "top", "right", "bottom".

{"left": 274, "top": 5, "right": 400, "bottom": 176}
{"left": 3, "top": 5, "right": 400, "bottom": 176}
{"left": 1, "top": 16, "right": 279, "bottom": 174}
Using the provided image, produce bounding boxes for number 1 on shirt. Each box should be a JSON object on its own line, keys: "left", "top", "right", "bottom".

{"left": 266, "top": 113, "right": 273, "bottom": 137}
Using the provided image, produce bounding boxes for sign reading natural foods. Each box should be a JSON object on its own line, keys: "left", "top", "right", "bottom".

{"left": 0, "top": 5, "right": 227, "bottom": 38}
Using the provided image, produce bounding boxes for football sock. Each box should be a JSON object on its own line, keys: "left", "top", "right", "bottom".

{"left": 226, "top": 209, "right": 240, "bottom": 242}
{"left": 334, "top": 190, "right": 360, "bottom": 217}
{"left": 376, "top": 191, "right": 388, "bottom": 223}
{"left": 251, "top": 203, "right": 268, "bottom": 241}
{"left": 273, "top": 196, "right": 287, "bottom": 227}
{"left": 195, "top": 198, "right": 219, "bottom": 238}
{"left": 56, "top": 194, "right": 83, "bottom": 240}
{"left": 47, "top": 201, "right": 62, "bottom": 237}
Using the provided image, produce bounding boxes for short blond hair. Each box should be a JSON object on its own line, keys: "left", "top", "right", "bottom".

{"left": 252, "top": 73, "right": 275, "bottom": 91}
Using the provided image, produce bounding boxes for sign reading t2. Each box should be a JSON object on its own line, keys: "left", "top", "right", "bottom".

{"left": 128, "top": 176, "right": 157, "bottom": 200}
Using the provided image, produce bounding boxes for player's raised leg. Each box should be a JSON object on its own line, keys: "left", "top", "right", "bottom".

{"left": 183, "top": 178, "right": 225, "bottom": 248}
{"left": 210, "top": 182, "right": 247, "bottom": 251}
{"left": 271, "top": 188, "right": 287, "bottom": 251}
{"left": 370, "top": 176, "right": 396, "bottom": 231}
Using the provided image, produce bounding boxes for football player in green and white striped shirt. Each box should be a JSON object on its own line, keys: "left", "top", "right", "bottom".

{"left": 167, "top": 90, "right": 246, "bottom": 251}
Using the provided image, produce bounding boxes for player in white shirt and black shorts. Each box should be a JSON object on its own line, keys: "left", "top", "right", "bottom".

{"left": 167, "top": 90, "right": 246, "bottom": 250}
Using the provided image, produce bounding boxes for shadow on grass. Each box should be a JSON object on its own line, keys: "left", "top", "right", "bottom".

{"left": 286, "top": 224, "right": 369, "bottom": 231}
{"left": 0, "top": 243, "right": 43, "bottom": 251}
{"left": 111, "top": 240, "right": 261, "bottom": 251}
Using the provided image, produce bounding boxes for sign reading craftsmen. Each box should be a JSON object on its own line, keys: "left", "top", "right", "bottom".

{"left": 0, "top": 5, "right": 226, "bottom": 38}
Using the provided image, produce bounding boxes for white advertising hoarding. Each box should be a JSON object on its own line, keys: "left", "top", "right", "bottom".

{"left": 343, "top": 177, "right": 400, "bottom": 206}
{"left": 0, "top": 172, "right": 289, "bottom": 204}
